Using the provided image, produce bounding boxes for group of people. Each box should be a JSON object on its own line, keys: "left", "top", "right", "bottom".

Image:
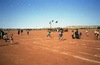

{"left": 0, "top": 30, "right": 13, "bottom": 43}
{"left": 18, "top": 29, "right": 30, "bottom": 35}
{"left": 47, "top": 28, "right": 83, "bottom": 40}
{"left": 47, "top": 28, "right": 100, "bottom": 40}
{"left": 0, "top": 28, "right": 99, "bottom": 43}
{"left": 72, "top": 29, "right": 82, "bottom": 39}
{"left": 18, "top": 29, "right": 23, "bottom": 35}
{"left": 47, "top": 28, "right": 64, "bottom": 40}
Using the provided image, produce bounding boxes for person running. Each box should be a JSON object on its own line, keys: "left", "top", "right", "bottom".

{"left": 3, "top": 33, "right": 9, "bottom": 42}
{"left": 75, "top": 29, "right": 81, "bottom": 39}
{"left": 9, "top": 34, "right": 13, "bottom": 43}
{"left": 0, "top": 30, "right": 5, "bottom": 39}
{"left": 86, "top": 29, "right": 89, "bottom": 36}
{"left": 72, "top": 30, "right": 74, "bottom": 39}
{"left": 79, "top": 32, "right": 82, "bottom": 38}
{"left": 58, "top": 28, "right": 63, "bottom": 39}
{"left": 47, "top": 29, "right": 51, "bottom": 37}
{"left": 96, "top": 30, "right": 100, "bottom": 40}
{"left": 26, "top": 29, "right": 30, "bottom": 35}
{"left": 94, "top": 30, "right": 97, "bottom": 39}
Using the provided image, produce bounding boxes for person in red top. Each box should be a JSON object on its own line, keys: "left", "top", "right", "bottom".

{"left": 10, "top": 34, "right": 13, "bottom": 43}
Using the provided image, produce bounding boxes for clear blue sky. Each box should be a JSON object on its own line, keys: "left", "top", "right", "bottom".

{"left": 0, "top": 0, "right": 100, "bottom": 28}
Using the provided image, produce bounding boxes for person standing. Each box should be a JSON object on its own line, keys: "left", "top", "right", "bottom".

{"left": 0, "top": 30, "right": 1, "bottom": 39}
{"left": 18, "top": 29, "right": 20, "bottom": 35}
{"left": 3, "top": 33, "right": 9, "bottom": 42}
{"left": 80, "top": 32, "right": 82, "bottom": 37}
{"left": 26, "top": 29, "right": 30, "bottom": 35}
{"left": 0, "top": 30, "right": 5, "bottom": 39}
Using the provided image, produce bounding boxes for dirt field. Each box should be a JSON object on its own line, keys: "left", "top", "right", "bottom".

{"left": 0, "top": 29, "right": 100, "bottom": 65}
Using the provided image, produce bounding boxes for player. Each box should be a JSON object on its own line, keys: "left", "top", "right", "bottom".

{"left": 47, "top": 29, "right": 51, "bottom": 37}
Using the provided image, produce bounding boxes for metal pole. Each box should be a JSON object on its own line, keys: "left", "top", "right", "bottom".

{"left": 50, "top": 21, "right": 51, "bottom": 29}
{"left": 49, "top": 20, "right": 54, "bottom": 29}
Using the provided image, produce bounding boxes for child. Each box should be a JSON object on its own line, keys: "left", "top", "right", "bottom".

{"left": 94, "top": 30, "right": 97, "bottom": 39}
{"left": 58, "top": 28, "right": 63, "bottom": 39}
{"left": 80, "top": 32, "right": 82, "bottom": 38}
{"left": 10, "top": 34, "right": 13, "bottom": 43}
{"left": 86, "top": 29, "right": 89, "bottom": 36}
{"left": 26, "top": 29, "right": 30, "bottom": 35}
{"left": 75, "top": 29, "right": 80, "bottom": 39}
{"left": 18, "top": 29, "right": 20, "bottom": 35}
{"left": 96, "top": 30, "right": 100, "bottom": 40}
{"left": 47, "top": 29, "right": 51, "bottom": 37}
{"left": 72, "top": 30, "right": 74, "bottom": 39}
{"left": 94, "top": 30, "right": 97, "bottom": 36}
{"left": 21, "top": 29, "right": 23, "bottom": 34}
{"left": 3, "top": 33, "right": 9, "bottom": 42}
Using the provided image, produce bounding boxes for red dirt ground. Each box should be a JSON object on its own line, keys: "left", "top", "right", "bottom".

{"left": 0, "top": 29, "right": 100, "bottom": 65}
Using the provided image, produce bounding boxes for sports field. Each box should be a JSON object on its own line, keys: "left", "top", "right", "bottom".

{"left": 0, "top": 29, "right": 100, "bottom": 65}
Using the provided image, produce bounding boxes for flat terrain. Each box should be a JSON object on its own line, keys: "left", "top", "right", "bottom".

{"left": 0, "top": 29, "right": 100, "bottom": 65}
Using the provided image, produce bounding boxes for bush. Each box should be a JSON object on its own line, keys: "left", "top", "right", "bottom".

{"left": 97, "top": 26, "right": 100, "bottom": 29}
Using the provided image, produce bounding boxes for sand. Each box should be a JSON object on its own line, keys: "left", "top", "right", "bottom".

{"left": 0, "top": 29, "right": 100, "bottom": 65}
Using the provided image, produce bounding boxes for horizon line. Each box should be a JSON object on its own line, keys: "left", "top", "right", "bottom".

{"left": 0, "top": 25, "right": 100, "bottom": 29}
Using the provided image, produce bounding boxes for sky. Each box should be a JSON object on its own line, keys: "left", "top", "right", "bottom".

{"left": 0, "top": 0, "right": 100, "bottom": 28}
